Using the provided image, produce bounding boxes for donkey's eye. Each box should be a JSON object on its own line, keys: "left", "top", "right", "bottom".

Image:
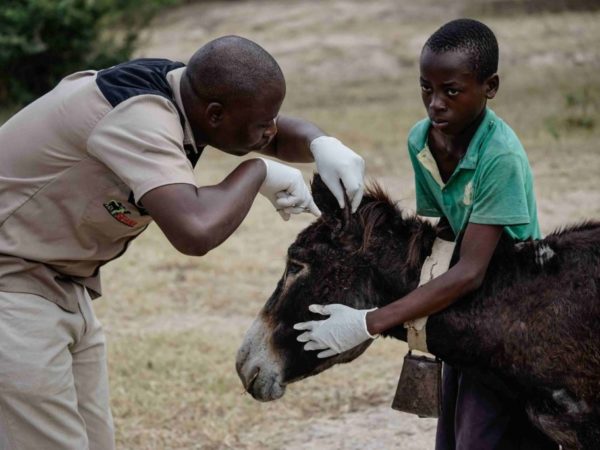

{"left": 287, "top": 262, "right": 304, "bottom": 275}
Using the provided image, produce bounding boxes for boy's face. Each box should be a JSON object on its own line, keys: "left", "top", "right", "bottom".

{"left": 419, "top": 47, "right": 498, "bottom": 137}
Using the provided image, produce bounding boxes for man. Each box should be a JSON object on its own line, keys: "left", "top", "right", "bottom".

{"left": 0, "top": 35, "right": 364, "bottom": 449}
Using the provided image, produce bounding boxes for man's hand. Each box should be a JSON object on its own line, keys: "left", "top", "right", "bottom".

{"left": 310, "top": 136, "right": 365, "bottom": 212}
{"left": 259, "top": 158, "right": 321, "bottom": 220}
{"left": 293, "top": 304, "right": 377, "bottom": 358}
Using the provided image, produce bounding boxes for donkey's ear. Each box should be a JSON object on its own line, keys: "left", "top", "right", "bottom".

{"left": 311, "top": 174, "right": 342, "bottom": 216}
{"left": 311, "top": 174, "right": 354, "bottom": 233}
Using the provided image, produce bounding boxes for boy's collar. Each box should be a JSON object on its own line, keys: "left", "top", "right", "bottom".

{"left": 411, "top": 109, "right": 498, "bottom": 170}
{"left": 460, "top": 108, "right": 497, "bottom": 169}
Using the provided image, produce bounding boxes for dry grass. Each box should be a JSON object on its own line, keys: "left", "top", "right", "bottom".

{"left": 44, "top": 0, "right": 600, "bottom": 448}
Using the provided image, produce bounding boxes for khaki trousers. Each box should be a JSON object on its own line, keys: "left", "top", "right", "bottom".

{"left": 0, "top": 289, "right": 115, "bottom": 450}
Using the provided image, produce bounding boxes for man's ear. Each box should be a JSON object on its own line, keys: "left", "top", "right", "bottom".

{"left": 485, "top": 74, "right": 499, "bottom": 99}
{"left": 205, "top": 102, "right": 225, "bottom": 127}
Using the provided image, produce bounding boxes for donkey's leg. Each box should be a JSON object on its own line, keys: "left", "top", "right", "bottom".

{"left": 572, "top": 415, "right": 600, "bottom": 450}
{"left": 526, "top": 401, "right": 578, "bottom": 449}
{"left": 525, "top": 393, "right": 599, "bottom": 450}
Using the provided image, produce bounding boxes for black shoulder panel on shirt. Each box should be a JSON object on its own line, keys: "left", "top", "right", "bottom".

{"left": 96, "top": 58, "right": 184, "bottom": 106}
{"left": 96, "top": 58, "right": 186, "bottom": 127}
{"left": 95, "top": 59, "right": 204, "bottom": 202}
{"left": 95, "top": 58, "right": 204, "bottom": 169}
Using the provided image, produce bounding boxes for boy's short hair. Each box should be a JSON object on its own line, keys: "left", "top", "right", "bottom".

{"left": 424, "top": 18, "right": 499, "bottom": 82}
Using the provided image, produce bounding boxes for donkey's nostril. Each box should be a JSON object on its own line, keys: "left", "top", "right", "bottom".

{"left": 245, "top": 368, "right": 260, "bottom": 392}
{"left": 235, "top": 346, "right": 249, "bottom": 377}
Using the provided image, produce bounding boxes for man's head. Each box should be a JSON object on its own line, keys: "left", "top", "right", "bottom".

{"left": 419, "top": 19, "right": 499, "bottom": 136}
{"left": 181, "top": 36, "right": 286, "bottom": 155}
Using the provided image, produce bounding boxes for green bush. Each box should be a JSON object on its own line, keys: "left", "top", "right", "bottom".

{"left": 0, "top": 0, "right": 178, "bottom": 106}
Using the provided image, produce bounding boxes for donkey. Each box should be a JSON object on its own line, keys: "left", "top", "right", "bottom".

{"left": 236, "top": 175, "right": 600, "bottom": 449}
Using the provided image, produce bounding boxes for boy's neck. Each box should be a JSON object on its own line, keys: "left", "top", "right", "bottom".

{"left": 429, "top": 108, "right": 487, "bottom": 159}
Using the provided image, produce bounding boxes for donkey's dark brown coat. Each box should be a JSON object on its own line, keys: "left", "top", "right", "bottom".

{"left": 244, "top": 176, "right": 600, "bottom": 449}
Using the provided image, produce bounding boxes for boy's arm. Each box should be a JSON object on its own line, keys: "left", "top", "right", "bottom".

{"left": 369, "top": 151, "right": 535, "bottom": 331}
{"left": 366, "top": 222, "right": 503, "bottom": 334}
{"left": 293, "top": 222, "right": 503, "bottom": 356}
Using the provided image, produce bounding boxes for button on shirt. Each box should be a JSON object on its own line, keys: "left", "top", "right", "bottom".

{"left": 407, "top": 109, "right": 541, "bottom": 241}
{"left": 0, "top": 66, "right": 199, "bottom": 312}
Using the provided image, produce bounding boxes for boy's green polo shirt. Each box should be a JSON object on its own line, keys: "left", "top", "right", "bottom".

{"left": 407, "top": 109, "right": 541, "bottom": 240}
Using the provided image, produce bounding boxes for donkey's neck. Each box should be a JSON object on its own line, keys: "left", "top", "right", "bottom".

{"left": 373, "top": 216, "right": 438, "bottom": 342}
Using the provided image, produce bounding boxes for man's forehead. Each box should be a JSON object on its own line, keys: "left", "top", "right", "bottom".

{"left": 235, "top": 93, "right": 283, "bottom": 117}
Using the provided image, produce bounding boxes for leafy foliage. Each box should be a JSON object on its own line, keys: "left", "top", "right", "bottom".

{"left": 0, "top": 0, "right": 178, "bottom": 106}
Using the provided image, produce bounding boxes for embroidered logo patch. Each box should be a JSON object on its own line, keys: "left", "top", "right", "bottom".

{"left": 103, "top": 200, "right": 138, "bottom": 227}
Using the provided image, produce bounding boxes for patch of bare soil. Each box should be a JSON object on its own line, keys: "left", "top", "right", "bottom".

{"left": 274, "top": 407, "right": 436, "bottom": 450}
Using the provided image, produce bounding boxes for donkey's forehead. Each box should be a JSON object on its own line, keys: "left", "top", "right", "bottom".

{"left": 288, "top": 223, "right": 330, "bottom": 254}
{"left": 287, "top": 240, "right": 337, "bottom": 261}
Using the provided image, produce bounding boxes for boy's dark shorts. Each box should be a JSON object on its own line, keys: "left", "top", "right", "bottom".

{"left": 435, "top": 364, "right": 559, "bottom": 450}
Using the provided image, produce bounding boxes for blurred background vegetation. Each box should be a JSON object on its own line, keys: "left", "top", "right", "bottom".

{"left": 1, "top": 0, "right": 599, "bottom": 109}
{"left": 0, "top": 0, "right": 184, "bottom": 108}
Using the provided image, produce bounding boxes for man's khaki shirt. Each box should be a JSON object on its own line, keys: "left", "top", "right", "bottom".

{"left": 0, "top": 66, "right": 198, "bottom": 312}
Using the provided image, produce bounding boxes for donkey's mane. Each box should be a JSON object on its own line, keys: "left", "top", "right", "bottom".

{"left": 362, "top": 181, "right": 393, "bottom": 205}
{"left": 546, "top": 220, "right": 600, "bottom": 238}
{"left": 350, "top": 181, "right": 433, "bottom": 270}
{"left": 356, "top": 183, "right": 398, "bottom": 244}
{"left": 356, "top": 182, "right": 600, "bottom": 250}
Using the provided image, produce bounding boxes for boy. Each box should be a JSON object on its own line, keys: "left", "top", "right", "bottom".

{"left": 295, "top": 19, "right": 558, "bottom": 449}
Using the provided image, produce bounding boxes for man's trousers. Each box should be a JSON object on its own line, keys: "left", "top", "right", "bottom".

{"left": 0, "top": 289, "right": 114, "bottom": 449}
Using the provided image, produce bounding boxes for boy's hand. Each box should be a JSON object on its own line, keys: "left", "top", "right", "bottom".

{"left": 294, "top": 304, "right": 377, "bottom": 358}
{"left": 309, "top": 137, "right": 365, "bottom": 212}
{"left": 258, "top": 158, "right": 321, "bottom": 221}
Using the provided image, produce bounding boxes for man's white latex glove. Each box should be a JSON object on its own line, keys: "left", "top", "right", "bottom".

{"left": 258, "top": 158, "right": 321, "bottom": 221}
{"left": 293, "top": 304, "right": 377, "bottom": 358}
{"left": 310, "top": 136, "right": 365, "bottom": 212}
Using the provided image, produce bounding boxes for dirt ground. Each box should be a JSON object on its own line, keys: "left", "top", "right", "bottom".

{"left": 90, "top": 1, "right": 600, "bottom": 448}
{"left": 272, "top": 407, "right": 437, "bottom": 450}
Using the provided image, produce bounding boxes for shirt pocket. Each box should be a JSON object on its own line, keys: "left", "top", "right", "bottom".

{"left": 81, "top": 182, "right": 153, "bottom": 240}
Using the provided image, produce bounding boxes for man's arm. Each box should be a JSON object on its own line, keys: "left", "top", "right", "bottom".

{"left": 140, "top": 159, "right": 265, "bottom": 256}
{"left": 141, "top": 156, "right": 320, "bottom": 255}
{"left": 261, "top": 115, "right": 366, "bottom": 212}
{"left": 259, "top": 115, "right": 324, "bottom": 162}
{"left": 366, "top": 222, "right": 503, "bottom": 334}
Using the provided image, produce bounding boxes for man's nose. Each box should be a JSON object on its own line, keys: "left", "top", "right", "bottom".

{"left": 264, "top": 119, "right": 277, "bottom": 137}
